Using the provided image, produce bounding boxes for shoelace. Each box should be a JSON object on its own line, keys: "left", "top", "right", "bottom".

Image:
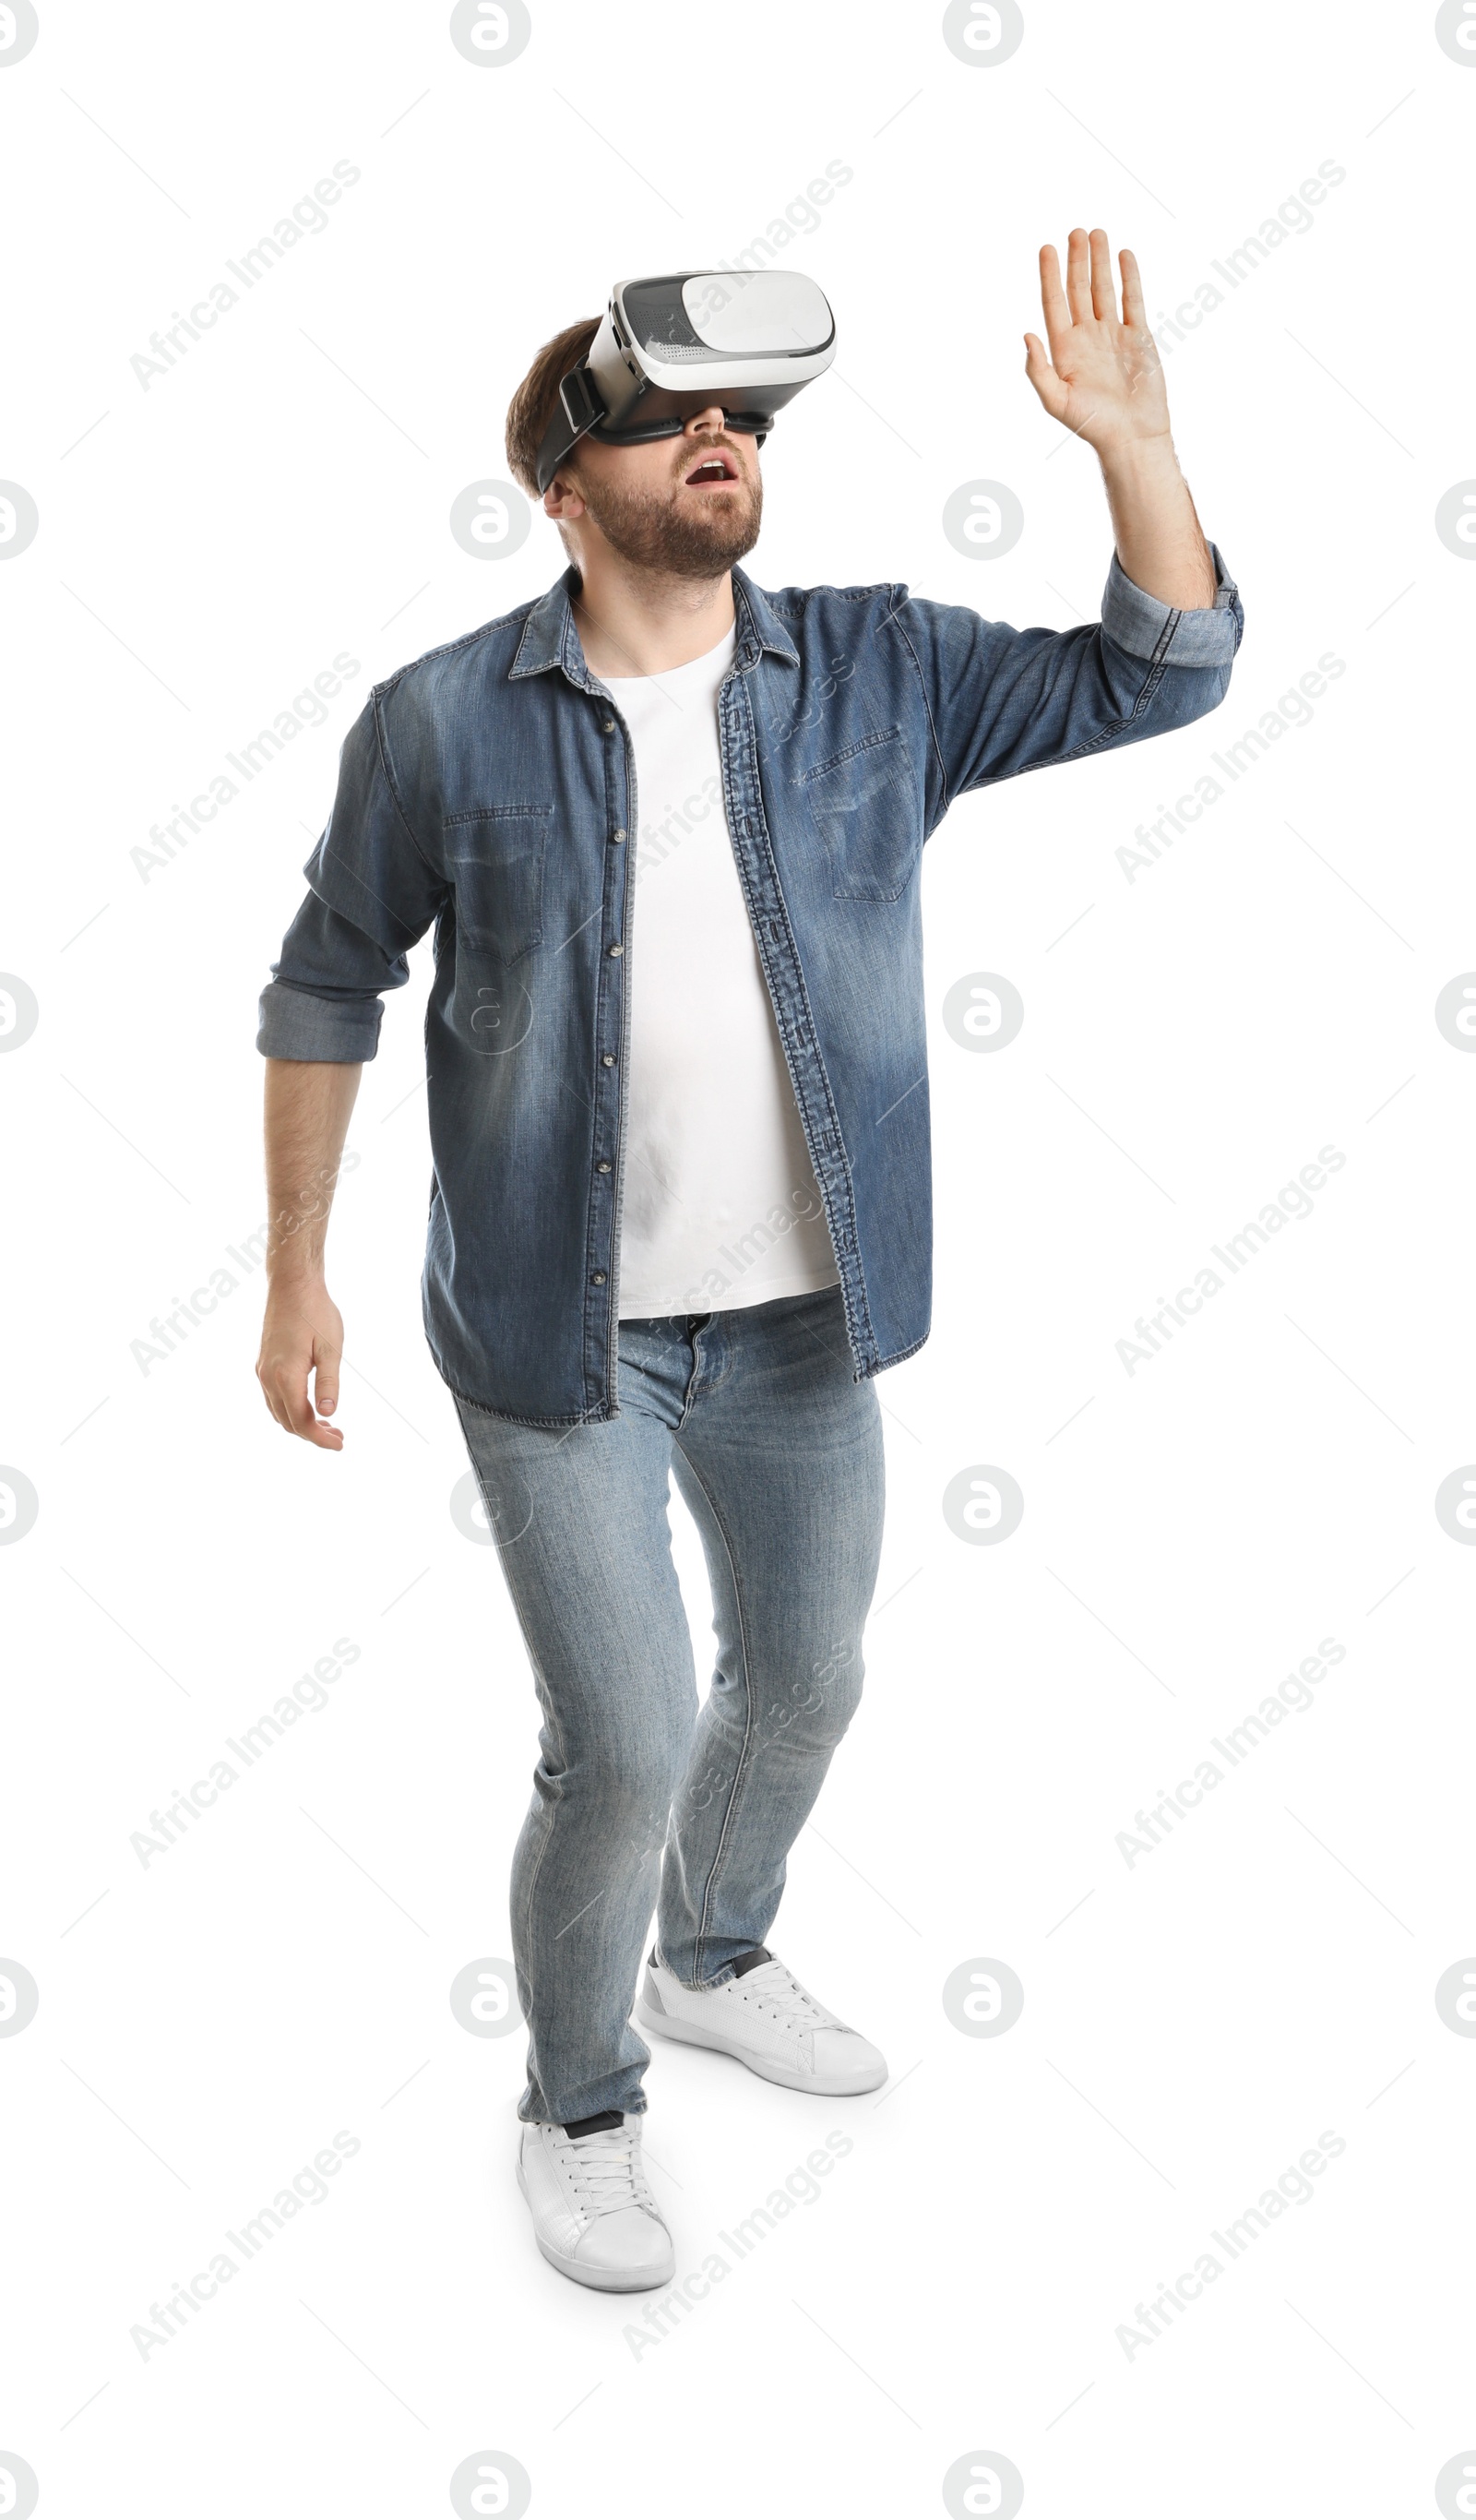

{"left": 732, "top": 1959, "right": 842, "bottom": 2032}
{"left": 552, "top": 2122, "right": 655, "bottom": 2218}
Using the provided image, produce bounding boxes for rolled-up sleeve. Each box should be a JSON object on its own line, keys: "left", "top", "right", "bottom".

{"left": 256, "top": 687, "right": 446, "bottom": 1063}
{"left": 1099, "top": 543, "right": 1242, "bottom": 667}
{"left": 896, "top": 542, "right": 1243, "bottom": 822}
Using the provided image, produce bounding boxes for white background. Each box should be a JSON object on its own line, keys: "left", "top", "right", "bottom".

{"left": 3, "top": 2, "right": 1475, "bottom": 2514}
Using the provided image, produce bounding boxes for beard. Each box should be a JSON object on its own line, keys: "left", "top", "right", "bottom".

{"left": 573, "top": 440, "right": 763, "bottom": 579}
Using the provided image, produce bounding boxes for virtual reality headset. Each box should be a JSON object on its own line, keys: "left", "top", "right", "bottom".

{"left": 534, "top": 269, "right": 836, "bottom": 495}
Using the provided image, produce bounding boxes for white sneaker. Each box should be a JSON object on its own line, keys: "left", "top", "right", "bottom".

{"left": 636, "top": 1945, "right": 887, "bottom": 2096}
{"left": 517, "top": 2111, "right": 674, "bottom": 2293}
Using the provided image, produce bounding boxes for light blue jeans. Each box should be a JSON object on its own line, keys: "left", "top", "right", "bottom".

{"left": 454, "top": 1285, "right": 885, "bottom": 2127}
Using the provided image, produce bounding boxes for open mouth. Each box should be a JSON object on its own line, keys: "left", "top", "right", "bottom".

{"left": 684, "top": 450, "right": 740, "bottom": 487}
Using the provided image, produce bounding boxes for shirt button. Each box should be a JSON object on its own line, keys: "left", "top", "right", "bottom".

{"left": 601, "top": 716, "right": 615, "bottom": 733}
{"left": 611, "top": 827, "right": 626, "bottom": 843}
{"left": 608, "top": 941, "right": 624, "bottom": 957}
{"left": 597, "top": 1161, "right": 612, "bottom": 1174}
{"left": 592, "top": 1271, "right": 607, "bottom": 1284}
{"left": 601, "top": 1053, "right": 615, "bottom": 1066}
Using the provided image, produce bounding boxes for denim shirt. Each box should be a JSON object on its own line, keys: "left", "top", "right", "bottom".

{"left": 258, "top": 551, "right": 1243, "bottom": 1423}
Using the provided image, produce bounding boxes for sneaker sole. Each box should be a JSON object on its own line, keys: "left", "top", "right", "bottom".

{"left": 636, "top": 1997, "right": 887, "bottom": 2096}
{"left": 516, "top": 2157, "right": 674, "bottom": 2293}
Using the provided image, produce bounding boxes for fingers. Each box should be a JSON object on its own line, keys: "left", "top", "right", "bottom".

{"left": 1065, "top": 227, "right": 1093, "bottom": 326}
{"left": 314, "top": 1333, "right": 341, "bottom": 1421}
{"left": 260, "top": 1360, "right": 314, "bottom": 1439}
{"left": 1038, "top": 243, "right": 1070, "bottom": 351}
{"left": 1023, "top": 332, "right": 1068, "bottom": 420}
{"left": 256, "top": 1349, "right": 344, "bottom": 1448}
{"left": 1119, "top": 245, "right": 1146, "bottom": 328}
{"left": 1042, "top": 230, "right": 1123, "bottom": 331}
{"left": 300, "top": 1411, "right": 344, "bottom": 1451}
{"left": 280, "top": 1370, "right": 343, "bottom": 1448}
{"left": 1089, "top": 227, "right": 1116, "bottom": 322}
{"left": 256, "top": 1359, "right": 294, "bottom": 1435}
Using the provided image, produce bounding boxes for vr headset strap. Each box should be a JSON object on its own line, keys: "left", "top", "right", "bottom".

{"left": 534, "top": 363, "right": 774, "bottom": 496}
{"left": 533, "top": 366, "right": 606, "bottom": 496}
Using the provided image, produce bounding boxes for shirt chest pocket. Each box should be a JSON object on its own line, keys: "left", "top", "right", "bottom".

{"left": 444, "top": 806, "right": 553, "bottom": 964}
{"left": 794, "top": 727, "right": 919, "bottom": 903}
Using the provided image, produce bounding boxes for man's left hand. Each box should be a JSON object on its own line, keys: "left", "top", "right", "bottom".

{"left": 1025, "top": 227, "right": 1169, "bottom": 454}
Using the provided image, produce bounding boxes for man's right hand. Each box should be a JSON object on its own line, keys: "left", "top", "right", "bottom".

{"left": 256, "top": 1276, "right": 346, "bottom": 1450}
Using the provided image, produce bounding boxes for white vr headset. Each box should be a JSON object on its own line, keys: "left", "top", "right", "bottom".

{"left": 534, "top": 269, "right": 836, "bottom": 495}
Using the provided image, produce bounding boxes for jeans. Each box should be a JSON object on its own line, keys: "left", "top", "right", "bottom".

{"left": 454, "top": 1284, "right": 885, "bottom": 2126}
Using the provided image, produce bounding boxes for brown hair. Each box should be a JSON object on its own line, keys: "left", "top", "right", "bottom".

{"left": 505, "top": 316, "right": 601, "bottom": 498}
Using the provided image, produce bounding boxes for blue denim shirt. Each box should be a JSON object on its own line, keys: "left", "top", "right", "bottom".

{"left": 259, "top": 550, "right": 1242, "bottom": 1423}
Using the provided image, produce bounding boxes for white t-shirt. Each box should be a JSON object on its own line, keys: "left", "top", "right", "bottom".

{"left": 605, "top": 626, "right": 839, "bottom": 1319}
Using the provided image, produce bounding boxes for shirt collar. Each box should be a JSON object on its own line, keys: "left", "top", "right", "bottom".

{"left": 508, "top": 562, "right": 800, "bottom": 685}
{"left": 732, "top": 567, "right": 801, "bottom": 666}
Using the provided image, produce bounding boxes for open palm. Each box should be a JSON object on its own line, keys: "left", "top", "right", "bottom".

{"left": 1025, "top": 228, "right": 1170, "bottom": 453}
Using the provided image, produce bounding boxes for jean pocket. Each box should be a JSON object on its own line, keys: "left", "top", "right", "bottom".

{"left": 445, "top": 806, "right": 552, "bottom": 963}
{"left": 795, "top": 727, "right": 918, "bottom": 903}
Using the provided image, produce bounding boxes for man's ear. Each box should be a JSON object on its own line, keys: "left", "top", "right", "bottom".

{"left": 543, "top": 467, "right": 585, "bottom": 521}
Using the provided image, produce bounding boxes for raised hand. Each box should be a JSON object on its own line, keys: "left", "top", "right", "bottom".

{"left": 1024, "top": 228, "right": 1170, "bottom": 454}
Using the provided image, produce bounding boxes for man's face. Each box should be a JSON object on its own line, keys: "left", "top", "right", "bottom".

{"left": 545, "top": 405, "right": 762, "bottom": 578}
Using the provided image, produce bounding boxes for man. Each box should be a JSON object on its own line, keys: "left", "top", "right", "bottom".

{"left": 256, "top": 232, "right": 1241, "bottom": 2292}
